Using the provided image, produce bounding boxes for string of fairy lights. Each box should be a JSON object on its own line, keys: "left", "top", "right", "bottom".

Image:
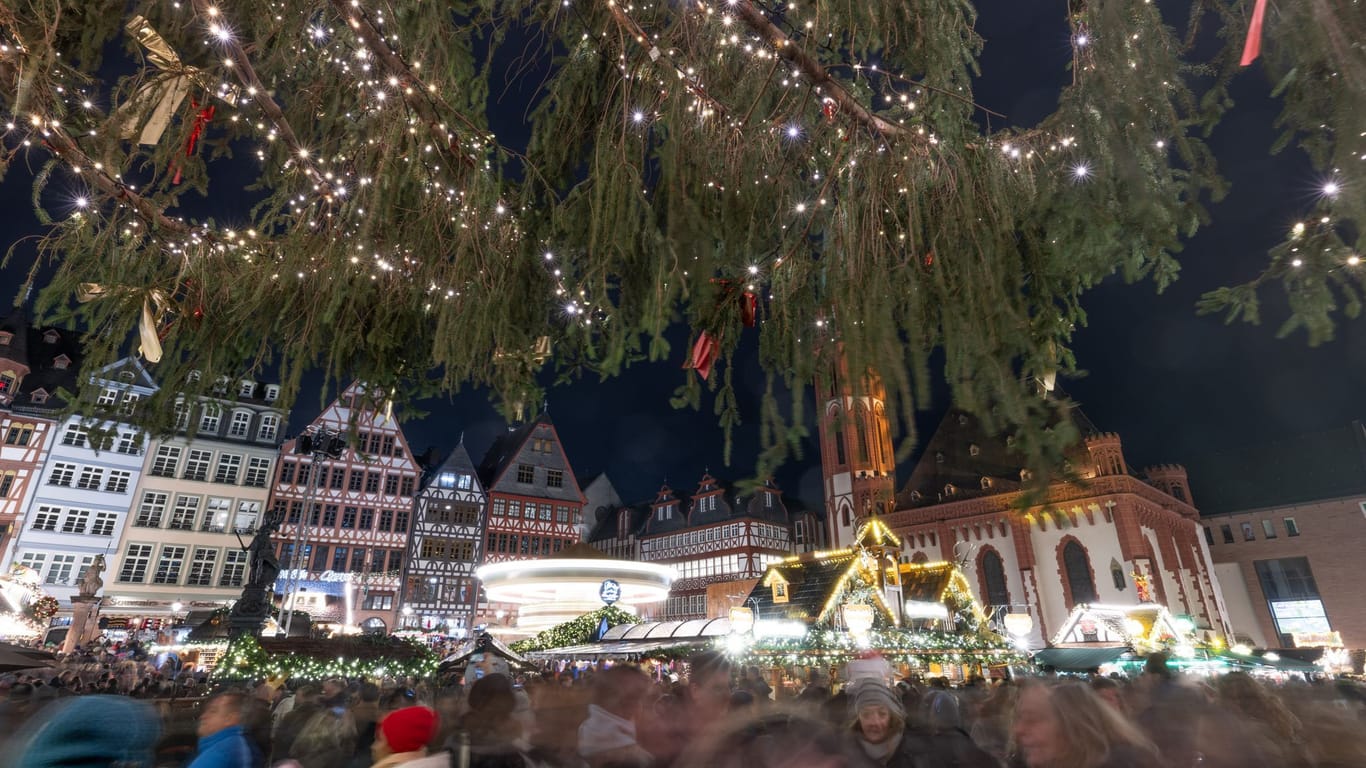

{"left": 0, "top": 0, "right": 1358, "bottom": 355}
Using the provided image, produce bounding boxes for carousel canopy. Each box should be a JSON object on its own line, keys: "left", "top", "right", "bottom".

{"left": 523, "top": 617, "right": 731, "bottom": 659}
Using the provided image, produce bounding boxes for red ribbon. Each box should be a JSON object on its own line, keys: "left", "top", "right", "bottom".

{"left": 1239, "top": 0, "right": 1268, "bottom": 66}
{"left": 740, "top": 291, "right": 757, "bottom": 328}
{"left": 685, "top": 331, "right": 720, "bottom": 380}
{"left": 173, "top": 99, "right": 215, "bottom": 185}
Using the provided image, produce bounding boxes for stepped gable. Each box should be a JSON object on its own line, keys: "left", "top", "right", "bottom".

{"left": 896, "top": 398, "right": 1104, "bottom": 507}
{"left": 738, "top": 478, "right": 790, "bottom": 524}
{"left": 642, "top": 483, "right": 689, "bottom": 536}
{"left": 687, "top": 473, "right": 732, "bottom": 527}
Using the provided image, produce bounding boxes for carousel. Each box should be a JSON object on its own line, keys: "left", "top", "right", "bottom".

{"left": 475, "top": 543, "right": 675, "bottom": 635}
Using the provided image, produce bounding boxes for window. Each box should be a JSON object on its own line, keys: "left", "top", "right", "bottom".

{"left": 547, "top": 469, "right": 564, "bottom": 488}
{"left": 264, "top": 385, "right": 280, "bottom": 402}
{"left": 18, "top": 552, "right": 46, "bottom": 573}
{"left": 379, "top": 509, "right": 394, "bottom": 532}
{"left": 184, "top": 449, "right": 212, "bottom": 481}
{"left": 323, "top": 505, "right": 339, "bottom": 528}
{"left": 32, "top": 506, "right": 60, "bottom": 531}
{"left": 360, "top": 508, "right": 375, "bottom": 530}
{"left": 972, "top": 548, "right": 1009, "bottom": 606}
{"left": 400, "top": 476, "right": 415, "bottom": 497}
{"left": 1285, "top": 517, "right": 1300, "bottom": 537}
{"left": 199, "top": 405, "right": 221, "bottom": 433}
{"left": 214, "top": 454, "right": 242, "bottom": 484}
{"left": 517, "top": 465, "right": 534, "bottom": 484}
{"left": 119, "top": 391, "right": 140, "bottom": 416}
{"left": 153, "top": 545, "right": 187, "bottom": 584}
{"left": 238, "top": 380, "right": 256, "bottom": 398}
{"left": 174, "top": 400, "right": 190, "bottom": 431}
{"left": 382, "top": 434, "right": 397, "bottom": 456}
{"left": 61, "top": 508, "right": 91, "bottom": 534}
{"left": 61, "top": 424, "right": 88, "bottom": 447}
{"left": 228, "top": 411, "right": 252, "bottom": 438}
{"left": 387, "top": 550, "right": 404, "bottom": 571}
{"left": 46, "top": 555, "right": 77, "bottom": 585}
{"left": 1111, "top": 560, "right": 1126, "bottom": 591}
{"left": 350, "top": 548, "right": 367, "bottom": 572}
{"left": 235, "top": 501, "right": 261, "bottom": 532}
{"left": 1061, "top": 540, "right": 1097, "bottom": 606}
{"left": 384, "top": 474, "right": 399, "bottom": 495}
{"left": 1242, "top": 522, "right": 1256, "bottom": 542}
{"left": 244, "top": 457, "right": 271, "bottom": 488}
{"left": 363, "top": 593, "right": 394, "bottom": 611}
{"left": 1203, "top": 526, "right": 1214, "bottom": 546}
{"left": 115, "top": 433, "right": 140, "bottom": 455}
{"left": 5, "top": 424, "right": 33, "bottom": 445}
{"left": 297, "top": 462, "right": 312, "bottom": 487}
{"left": 220, "top": 550, "right": 247, "bottom": 587}
{"left": 539, "top": 504, "right": 552, "bottom": 521}
{"left": 1261, "top": 520, "right": 1277, "bottom": 539}
{"left": 1220, "top": 524, "right": 1235, "bottom": 544}
{"left": 151, "top": 446, "right": 182, "bottom": 477}
{"left": 395, "top": 510, "right": 410, "bottom": 532}
{"left": 187, "top": 548, "right": 218, "bottom": 586}
{"left": 169, "top": 495, "right": 201, "bottom": 530}
{"left": 287, "top": 502, "right": 303, "bottom": 524}
{"left": 342, "top": 506, "right": 358, "bottom": 529}
{"left": 365, "top": 471, "right": 381, "bottom": 494}
{"left": 91, "top": 512, "right": 117, "bottom": 536}
{"left": 311, "top": 545, "right": 330, "bottom": 571}
{"left": 556, "top": 505, "right": 569, "bottom": 523}
{"left": 118, "top": 544, "right": 153, "bottom": 583}
{"left": 135, "top": 492, "right": 168, "bottom": 527}
{"left": 76, "top": 466, "right": 104, "bottom": 490}
{"left": 95, "top": 389, "right": 118, "bottom": 408}
{"left": 257, "top": 414, "right": 279, "bottom": 442}
{"left": 458, "top": 474, "right": 473, "bottom": 490}
{"left": 331, "top": 546, "right": 350, "bottom": 571}
{"left": 326, "top": 466, "right": 343, "bottom": 490}
{"left": 279, "top": 461, "right": 296, "bottom": 485}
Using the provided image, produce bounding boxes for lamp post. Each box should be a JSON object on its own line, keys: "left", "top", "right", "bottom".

{"left": 282, "top": 426, "right": 344, "bottom": 637}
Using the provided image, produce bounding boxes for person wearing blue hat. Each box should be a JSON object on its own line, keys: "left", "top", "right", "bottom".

{"left": 18, "top": 695, "right": 161, "bottom": 768}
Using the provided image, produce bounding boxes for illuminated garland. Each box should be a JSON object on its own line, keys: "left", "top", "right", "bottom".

{"left": 736, "top": 627, "right": 1023, "bottom": 668}
{"left": 509, "top": 606, "right": 640, "bottom": 654}
{"left": 215, "top": 634, "right": 438, "bottom": 681}
{"left": 28, "top": 596, "right": 60, "bottom": 622}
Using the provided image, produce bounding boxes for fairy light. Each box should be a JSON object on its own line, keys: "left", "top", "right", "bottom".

{"left": 1321, "top": 180, "right": 1341, "bottom": 198}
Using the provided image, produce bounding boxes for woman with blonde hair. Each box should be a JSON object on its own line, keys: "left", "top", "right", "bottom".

{"left": 1010, "top": 681, "right": 1159, "bottom": 768}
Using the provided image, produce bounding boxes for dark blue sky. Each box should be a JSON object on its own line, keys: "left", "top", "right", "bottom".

{"left": 4, "top": 2, "right": 1363, "bottom": 512}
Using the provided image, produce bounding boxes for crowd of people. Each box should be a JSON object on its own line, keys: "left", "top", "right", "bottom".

{"left": 5, "top": 647, "right": 1366, "bottom": 768}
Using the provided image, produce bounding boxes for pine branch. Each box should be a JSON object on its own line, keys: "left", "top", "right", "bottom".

{"left": 603, "top": 0, "right": 732, "bottom": 121}
{"left": 43, "top": 129, "right": 191, "bottom": 236}
{"left": 728, "top": 0, "right": 910, "bottom": 143}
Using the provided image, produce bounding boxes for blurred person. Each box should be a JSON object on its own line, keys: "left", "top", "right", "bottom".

{"left": 1088, "top": 678, "right": 1127, "bottom": 717}
{"left": 683, "top": 651, "right": 731, "bottom": 729}
{"left": 188, "top": 691, "right": 261, "bottom": 768}
{"left": 461, "top": 673, "right": 545, "bottom": 768}
{"left": 17, "top": 695, "right": 161, "bottom": 768}
{"left": 968, "top": 683, "right": 1016, "bottom": 762}
{"left": 738, "top": 666, "right": 772, "bottom": 701}
{"left": 371, "top": 705, "right": 446, "bottom": 768}
{"left": 847, "top": 679, "right": 916, "bottom": 767}
{"left": 274, "top": 684, "right": 325, "bottom": 760}
{"left": 1010, "top": 681, "right": 1159, "bottom": 768}
{"left": 352, "top": 681, "right": 385, "bottom": 762}
{"left": 280, "top": 707, "right": 358, "bottom": 768}
{"left": 676, "top": 709, "right": 865, "bottom": 768}
{"left": 323, "top": 677, "right": 349, "bottom": 708}
{"left": 915, "top": 689, "right": 1000, "bottom": 768}
{"left": 579, "top": 665, "right": 654, "bottom": 768}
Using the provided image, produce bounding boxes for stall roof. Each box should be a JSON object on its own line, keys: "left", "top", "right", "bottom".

{"left": 527, "top": 618, "right": 732, "bottom": 658}
{"left": 1032, "top": 646, "right": 1131, "bottom": 671}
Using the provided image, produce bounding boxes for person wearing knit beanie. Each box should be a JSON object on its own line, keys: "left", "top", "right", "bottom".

{"left": 18, "top": 695, "right": 161, "bottom": 768}
{"left": 371, "top": 706, "right": 447, "bottom": 768}
{"left": 848, "top": 680, "right": 908, "bottom": 766}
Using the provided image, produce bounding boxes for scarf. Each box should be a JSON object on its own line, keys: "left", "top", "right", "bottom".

{"left": 858, "top": 730, "right": 904, "bottom": 765}
{"left": 578, "top": 704, "right": 640, "bottom": 756}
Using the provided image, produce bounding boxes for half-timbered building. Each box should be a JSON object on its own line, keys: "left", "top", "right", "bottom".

{"left": 400, "top": 441, "right": 487, "bottom": 635}
{"left": 269, "top": 385, "right": 422, "bottom": 633}
{"left": 0, "top": 312, "right": 82, "bottom": 561}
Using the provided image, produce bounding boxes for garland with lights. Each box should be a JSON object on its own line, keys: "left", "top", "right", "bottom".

{"left": 26, "top": 595, "right": 60, "bottom": 623}
{"left": 737, "top": 627, "right": 1023, "bottom": 669}
{"left": 214, "top": 633, "right": 438, "bottom": 681}
{"left": 0, "top": 2, "right": 1360, "bottom": 479}
{"left": 509, "top": 605, "right": 640, "bottom": 654}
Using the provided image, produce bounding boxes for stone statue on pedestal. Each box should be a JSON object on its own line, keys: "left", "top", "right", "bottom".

{"left": 78, "top": 555, "right": 105, "bottom": 598}
{"left": 228, "top": 512, "right": 283, "bottom": 637}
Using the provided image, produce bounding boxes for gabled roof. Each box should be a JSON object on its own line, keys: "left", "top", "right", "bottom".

{"left": 643, "top": 485, "right": 690, "bottom": 536}
{"left": 744, "top": 551, "right": 860, "bottom": 624}
{"left": 738, "top": 480, "right": 790, "bottom": 525}
{"left": 687, "top": 473, "right": 733, "bottom": 527}
{"left": 476, "top": 412, "right": 585, "bottom": 503}
{"left": 3, "top": 319, "right": 84, "bottom": 414}
{"left": 897, "top": 400, "right": 1102, "bottom": 507}
{"left": 93, "top": 356, "right": 159, "bottom": 391}
{"left": 420, "top": 442, "right": 485, "bottom": 495}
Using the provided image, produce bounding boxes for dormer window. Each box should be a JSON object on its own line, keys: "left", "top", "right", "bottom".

{"left": 239, "top": 380, "right": 256, "bottom": 397}
{"left": 935, "top": 452, "right": 945, "bottom": 464}
{"left": 118, "top": 371, "right": 135, "bottom": 382}
{"left": 0, "top": 331, "right": 12, "bottom": 345}
{"left": 910, "top": 490, "right": 923, "bottom": 501}
{"left": 264, "top": 384, "right": 280, "bottom": 402}
{"left": 944, "top": 484, "right": 958, "bottom": 496}
{"left": 30, "top": 389, "right": 49, "bottom": 404}
{"left": 1020, "top": 469, "right": 1034, "bottom": 481}
{"left": 52, "top": 355, "right": 70, "bottom": 370}
{"left": 969, "top": 444, "right": 981, "bottom": 457}
{"left": 0, "top": 372, "right": 15, "bottom": 395}
{"left": 957, "top": 414, "right": 969, "bottom": 426}
{"left": 42, "top": 330, "right": 59, "bottom": 344}
{"left": 981, "top": 476, "right": 993, "bottom": 489}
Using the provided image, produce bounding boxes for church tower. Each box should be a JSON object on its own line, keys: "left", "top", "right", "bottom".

{"left": 816, "top": 352, "right": 896, "bottom": 547}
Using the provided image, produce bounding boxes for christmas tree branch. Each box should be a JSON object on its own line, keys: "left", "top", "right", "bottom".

{"left": 728, "top": 0, "right": 909, "bottom": 143}
{"left": 43, "top": 129, "right": 192, "bottom": 236}
{"left": 603, "top": 0, "right": 732, "bottom": 121}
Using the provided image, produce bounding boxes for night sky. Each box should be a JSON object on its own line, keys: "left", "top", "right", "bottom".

{"left": 3, "top": 2, "right": 1363, "bottom": 513}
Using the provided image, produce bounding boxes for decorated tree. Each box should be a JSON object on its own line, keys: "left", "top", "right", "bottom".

{"left": 0, "top": 1, "right": 1360, "bottom": 475}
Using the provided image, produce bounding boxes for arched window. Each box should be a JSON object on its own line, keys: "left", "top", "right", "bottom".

{"left": 1062, "top": 540, "right": 1097, "bottom": 605}
{"left": 855, "top": 407, "right": 871, "bottom": 463}
{"left": 980, "top": 549, "right": 1010, "bottom": 607}
{"left": 1110, "top": 558, "right": 1126, "bottom": 591}
{"left": 912, "top": 551, "right": 929, "bottom": 564}
{"left": 841, "top": 504, "right": 851, "bottom": 528}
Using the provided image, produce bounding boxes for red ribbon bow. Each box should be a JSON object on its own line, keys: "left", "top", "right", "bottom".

{"left": 172, "top": 98, "right": 216, "bottom": 185}
{"left": 685, "top": 331, "right": 720, "bottom": 380}
{"left": 1239, "top": 0, "right": 1268, "bottom": 66}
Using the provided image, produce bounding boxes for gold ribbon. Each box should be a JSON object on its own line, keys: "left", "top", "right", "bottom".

{"left": 78, "top": 282, "right": 171, "bottom": 364}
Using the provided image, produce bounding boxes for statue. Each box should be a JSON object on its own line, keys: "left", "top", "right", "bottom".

{"left": 228, "top": 510, "right": 283, "bottom": 637}
{"left": 78, "top": 555, "right": 105, "bottom": 598}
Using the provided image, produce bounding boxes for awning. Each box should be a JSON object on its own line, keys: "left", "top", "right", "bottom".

{"left": 1032, "top": 646, "right": 1130, "bottom": 671}
{"left": 526, "top": 637, "right": 713, "bottom": 659}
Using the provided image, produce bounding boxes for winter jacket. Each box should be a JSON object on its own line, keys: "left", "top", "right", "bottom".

{"left": 372, "top": 750, "right": 453, "bottom": 768}
{"left": 188, "top": 725, "right": 260, "bottom": 768}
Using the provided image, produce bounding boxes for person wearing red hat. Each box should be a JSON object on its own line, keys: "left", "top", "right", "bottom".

{"left": 371, "top": 706, "right": 447, "bottom": 768}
